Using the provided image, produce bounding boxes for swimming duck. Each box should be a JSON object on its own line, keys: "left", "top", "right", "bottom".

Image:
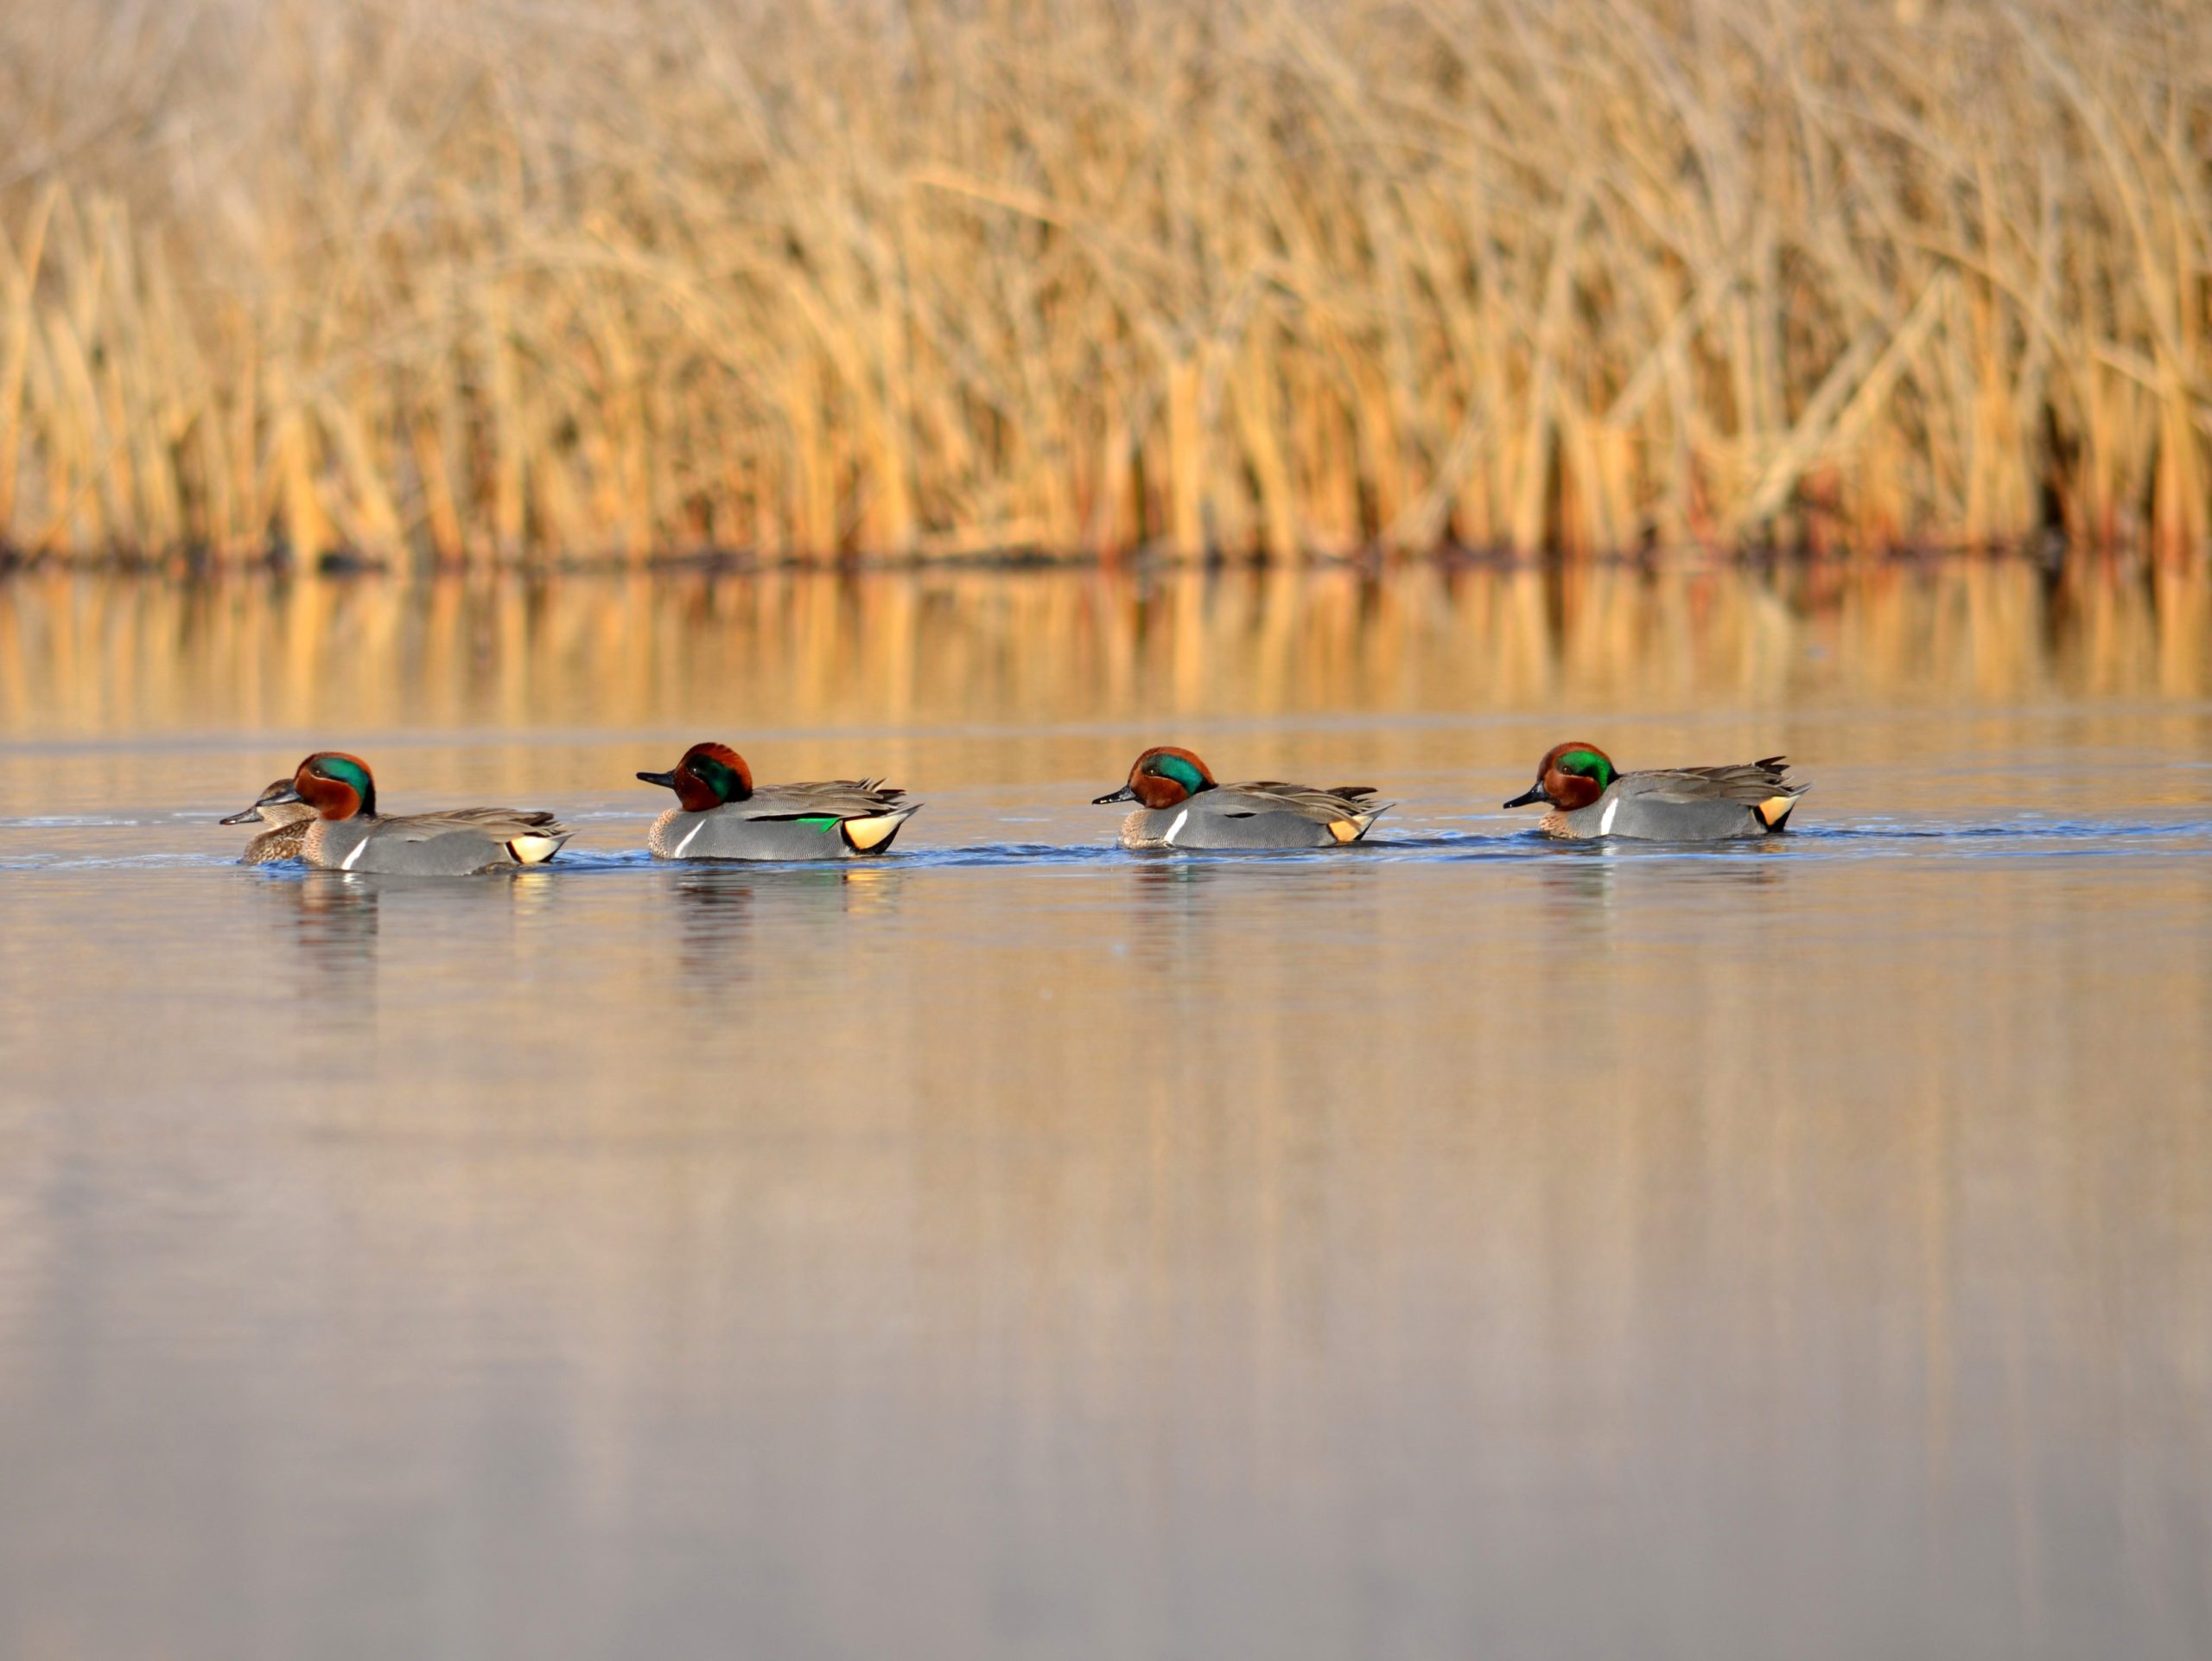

{"left": 265, "top": 753, "right": 575, "bottom": 873}
{"left": 1091, "top": 746, "right": 1391, "bottom": 850}
{"left": 219, "top": 778, "right": 315, "bottom": 863}
{"left": 636, "top": 741, "right": 919, "bottom": 860}
{"left": 1503, "top": 741, "right": 1806, "bottom": 839}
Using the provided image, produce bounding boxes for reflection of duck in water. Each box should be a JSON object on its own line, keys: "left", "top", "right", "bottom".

{"left": 266, "top": 753, "right": 574, "bottom": 874}
{"left": 667, "top": 862, "right": 905, "bottom": 987}
{"left": 671, "top": 867, "right": 756, "bottom": 978}
{"left": 637, "top": 742, "right": 919, "bottom": 860}
{"left": 1504, "top": 742, "right": 1807, "bottom": 841}
{"left": 242, "top": 867, "right": 385, "bottom": 1019}
{"left": 1091, "top": 747, "right": 1391, "bottom": 850}
{"left": 292, "top": 869, "right": 383, "bottom": 941}
{"left": 220, "top": 779, "right": 315, "bottom": 864}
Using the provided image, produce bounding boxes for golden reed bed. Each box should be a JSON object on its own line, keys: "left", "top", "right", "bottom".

{"left": 1, "top": 0, "right": 2207, "bottom": 567}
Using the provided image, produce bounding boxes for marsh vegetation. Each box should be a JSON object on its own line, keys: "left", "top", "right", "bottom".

{"left": 3, "top": 0, "right": 2208, "bottom": 565}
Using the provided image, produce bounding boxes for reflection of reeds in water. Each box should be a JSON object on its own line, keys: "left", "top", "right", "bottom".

{"left": 0, "top": 0, "right": 2207, "bottom": 564}
{"left": 0, "top": 562, "right": 2202, "bottom": 735}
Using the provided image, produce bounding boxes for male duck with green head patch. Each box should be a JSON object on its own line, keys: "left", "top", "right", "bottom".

{"left": 268, "top": 753, "right": 575, "bottom": 874}
{"left": 1092, "top": 746, "right": 1392, "bottom": 850}
{"left": 1504, "top": 741, "right": 1807, "bottom": 840}
{"left": 637, "top": 741, "right": 920, "bottom": 860}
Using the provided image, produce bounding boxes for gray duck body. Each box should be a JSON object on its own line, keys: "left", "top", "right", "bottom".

{"left": 1544, "top": 761, "right": 1804, "bottom": 842}
{"left": 302, "top": 808, "right": 573, "bottom": 874}
{"left": 647, "top": 781, "right": 918, "bottom": 861}
{"left": 1119, "top": 782, "right": 1391, "bottom": 850}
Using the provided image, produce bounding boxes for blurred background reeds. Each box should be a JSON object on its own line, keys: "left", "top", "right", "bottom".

{"left": 1, "top": 0, "right": 2208, "bottom": 568}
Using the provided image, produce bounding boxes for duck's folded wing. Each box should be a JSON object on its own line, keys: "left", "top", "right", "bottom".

{"left": 1631, "top": 760, "right": 1806, "bottom": 805}
{"left": 1218, "top": 781, "right": 1395, "bottom": 823}
{"left": 388, "top": 807, "right": 576, "bottom": 839}
{"left": 742, "top": 780, "right": 914, "bottom": 819}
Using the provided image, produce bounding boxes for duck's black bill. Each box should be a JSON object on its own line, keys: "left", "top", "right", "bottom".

{"left": 218, "top": 806, "right": 262, "bottom": 825}
{"left": 1502, "top": 784, "right": 1549, "bottom": 809}
{"left": 637, "top": 770, "right": 678, "bottom": 790}
{"left": 1091, "top": 784, "right": 1137, "bottom": 805}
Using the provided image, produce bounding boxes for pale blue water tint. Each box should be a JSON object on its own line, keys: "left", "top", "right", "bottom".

{"left": 1, "top": 566, "right": 2209, "bottom": 1660}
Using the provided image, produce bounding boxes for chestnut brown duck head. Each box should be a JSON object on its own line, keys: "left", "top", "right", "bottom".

{"left": 636, "top": 741, "right": 754, "bottom": 812}
{"left": 1091, "top": 746, "right": 1217, "bottom": 810}
{"left": 273, "top": 752, "right": 379, "bottom": 820}
{"left": 1503, "top": 741, "right": 1618, "bottom": 812}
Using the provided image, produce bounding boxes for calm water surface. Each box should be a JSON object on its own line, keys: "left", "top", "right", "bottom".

{"left": 2, "top": 564, "right": 2209, "bottom": 1659}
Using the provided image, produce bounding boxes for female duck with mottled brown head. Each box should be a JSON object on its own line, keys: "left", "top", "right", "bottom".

{"left": 219, "top": 779, "right": 315, "bottom": 863}
{"left": 1091, "top": 746, "right": 1392, "bottom": 850}
{"left": 1503, "top": 741, "right": 1808, "bottom": 840}
{"left": 266, "top": 753, "right": 575, "bottom": 874}
{"left": 636, "top": 741, "right": 919, "bottom": 860}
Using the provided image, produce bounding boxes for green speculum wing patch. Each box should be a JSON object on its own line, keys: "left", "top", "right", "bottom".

{"left": 798, "top": 816, "right": 842, "bottom": 830}
{"left": 1558, "top": 749, "right": 1616, "bottom": 789}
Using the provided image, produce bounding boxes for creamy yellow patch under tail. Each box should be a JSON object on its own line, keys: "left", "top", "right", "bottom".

{"left": 505, "top": 833, "right": 568, "bottom": 864}
{"left": 839, "top": 811, "right": 907, "bottom": 853}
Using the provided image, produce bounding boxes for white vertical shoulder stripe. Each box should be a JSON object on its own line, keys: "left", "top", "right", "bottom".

{"left": 1599, "top": 795, "right": 1620, "bottom": 837}
{"left": 673, "top": 819, "right": 706, "bottom": 857}
{"left": 1163, "top": 808, "right": 1190, "bottom": 846}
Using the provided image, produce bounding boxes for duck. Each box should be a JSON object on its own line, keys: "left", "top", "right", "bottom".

{"left": 219, "top": 778, "right": 315, "bottom": 863}
{"left": 1091, "top": 746, "right": 1391, "bottom": 850}
{"left": 264, "top": 752, "right": 575, "bottom": 873}
{"left": 636, "top": 741, "right": 919, "bottom": 860}
{"left": 1503, "top": 741, "right": 1807, "bottom": 839}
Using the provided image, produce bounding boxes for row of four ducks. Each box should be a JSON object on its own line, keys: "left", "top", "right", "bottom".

{"left": 224, "top": 741, "right": 1811, "bottom": 874}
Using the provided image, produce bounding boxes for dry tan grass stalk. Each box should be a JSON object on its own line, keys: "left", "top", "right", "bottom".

{"left": 0, "top": 0, "right": 2205, "bottom": 566}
